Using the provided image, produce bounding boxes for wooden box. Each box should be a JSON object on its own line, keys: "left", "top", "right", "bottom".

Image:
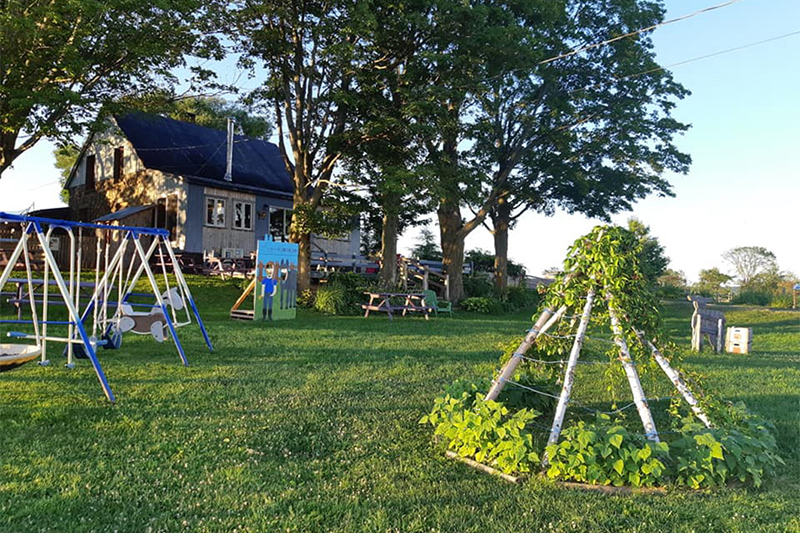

{"left": 725, "top": 327, "right": 752, "bottom": 354}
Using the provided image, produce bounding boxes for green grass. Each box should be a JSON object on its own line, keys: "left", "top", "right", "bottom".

{"left": 1, "top": 277, "right": 799, "bottom": 532}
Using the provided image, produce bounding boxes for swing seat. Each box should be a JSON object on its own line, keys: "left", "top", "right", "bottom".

{"left": 0, "top": 344, "right": 42, "bottom": 372}
{"left": 118, "top": 304, "right": 167, "bottom": 342}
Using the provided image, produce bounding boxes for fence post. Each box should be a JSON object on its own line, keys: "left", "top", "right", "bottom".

{"left": 444, "top": 274, "right": 450, "bottom": 301}
{"left": 423, "top": 266, "right": 429, "bottom": 291}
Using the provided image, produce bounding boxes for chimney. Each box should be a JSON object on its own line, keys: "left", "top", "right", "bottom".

{"left": 224, "top": 117, "right": 235, "bottom": 182}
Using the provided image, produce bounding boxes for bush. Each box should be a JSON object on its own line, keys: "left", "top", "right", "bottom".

{"left": 313, "top": 286, "right": 349, "bottom": 315}
{"left": 500, "top": 285, "right": 540, "bottom": 309}
{"left": 657, "top": 285, "right": 686, "bottom": 299}
{"left": 732, "top": 290, "right": 772, "bottom": 306}
{"left": 463, "top": 274, "right": 494, "bottom": 298}
{"left": 769, "top": 293, "right": 793, "bottom": 308}
{"left": 460, "top": 297, "right": 505, "bottom": 314}
{"left": 297, "top": 289, "right": 315, "bottom": 309}
{"left": 312, "top": 272, "right": 374, "bottom": 314}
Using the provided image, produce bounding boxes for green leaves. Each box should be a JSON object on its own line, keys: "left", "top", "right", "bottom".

{"left": 545, "top": 420, "right": 669, "bottom": 488}
{"left": 422, "top": 389, "right": 542, "bottom": 475}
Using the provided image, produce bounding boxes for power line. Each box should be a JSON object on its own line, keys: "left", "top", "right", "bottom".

{"left": 539, "top": 0, "right": 748, "bottom": 65}
{"left": 613, "top": 29, "right": 800, "bottom": 83}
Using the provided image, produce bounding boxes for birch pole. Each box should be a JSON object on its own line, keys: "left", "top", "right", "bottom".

{"left": 634, "top": 330, "right": 713, "bottom": 428}
{"left": 543, "top": 288, "right": 596, "bottom": 464}
{"left": 484, "top": 304, "right": 568, "bottom": 401}
{"left": 606, "top": 292, "right": 659, "bottom": 442}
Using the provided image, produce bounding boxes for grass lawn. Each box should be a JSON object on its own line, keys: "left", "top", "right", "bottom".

{"left": 1, "top": 276, "right": 798, "bottom": 532}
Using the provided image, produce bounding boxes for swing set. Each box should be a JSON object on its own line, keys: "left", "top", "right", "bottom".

{"left": 0, "top": 212, "right": 212, "bottom": 402}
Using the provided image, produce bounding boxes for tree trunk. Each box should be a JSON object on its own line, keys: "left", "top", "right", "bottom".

{"left": 379, "top": 204, "right": 399, "bottom": 287}
{"left": 492, "top": 201, "right": 511, "bottom": 291}
{"left": 293, "top": 230, "right": 312, "bottom": 293}
{"left": 438, "top": 202, "right": 465, "bottom": 302}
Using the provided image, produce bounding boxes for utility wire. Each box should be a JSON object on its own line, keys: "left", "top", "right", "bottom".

{"left": 539, "top": 0, "right": 748, "bottom": 65}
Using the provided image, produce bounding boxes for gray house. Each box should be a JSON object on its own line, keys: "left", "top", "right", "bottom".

{"left": 64, "top": 113, "right": 359, "bottom": 259}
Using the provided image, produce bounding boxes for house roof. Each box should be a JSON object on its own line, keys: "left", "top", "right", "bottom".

{"left": 114, "top": 113, "right": 293, "bottom": 198}
{"left": 94, "top": 204, "right": 154, "bottom": 222}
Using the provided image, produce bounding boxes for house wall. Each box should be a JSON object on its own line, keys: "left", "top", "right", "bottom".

{"left": 201, "top": 186, "right": 260, "bottom": 257}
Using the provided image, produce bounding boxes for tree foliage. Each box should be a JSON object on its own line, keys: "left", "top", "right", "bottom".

{"left": 693, "top": 268, "right": 732, "bottom": 300}
{"left": 0, "top": 0, "right": 225, "bottom": 176}
{"left": 723, "top": 246, "right": 778, "bottom": 287}
{"left": 627, "top": 218, "right": 670, "bottom": 286}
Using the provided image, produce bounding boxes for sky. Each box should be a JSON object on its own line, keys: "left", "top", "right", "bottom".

{"left": 1, "top": 0, "right": 798, "bottom": 283}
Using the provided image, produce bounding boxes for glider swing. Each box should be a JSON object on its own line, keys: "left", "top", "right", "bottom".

{"left": 0, "top": 212, "right": 212, "bottom": 402}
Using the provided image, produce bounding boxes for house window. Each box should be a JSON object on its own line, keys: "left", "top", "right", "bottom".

{"left": 269, "top": 207, "right": 293, "bottom": 242}
{"left": 85, "top": 154, "right": 96, "bottom": 190}
{"left": 113, "top": 147, "right": 124, "bottom": 181}
{"left": 206, "top": 197, "right": 226, "bottom": 227}
{"left": 233, "top": 201, "right": 253, "bottom": 230}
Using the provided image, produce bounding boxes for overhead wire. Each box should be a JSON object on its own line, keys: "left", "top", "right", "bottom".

{"left": 538, "top": 0, "right": 749, "bottom": 65}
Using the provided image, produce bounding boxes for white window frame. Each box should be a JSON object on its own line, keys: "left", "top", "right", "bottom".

{"left": 233, "top": 201, "right": 253, "bottom": 231}
{"left": 206, "top": 197, "right": 226, "bottom": 228}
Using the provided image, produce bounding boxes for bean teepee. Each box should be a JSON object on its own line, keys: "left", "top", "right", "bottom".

{"left": 484, "top": 226, "right": 712, "bottom": 461}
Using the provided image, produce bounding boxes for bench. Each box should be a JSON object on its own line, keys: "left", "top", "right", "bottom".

{"left": 688, "top": 295, "right": 725, "bottom": 353}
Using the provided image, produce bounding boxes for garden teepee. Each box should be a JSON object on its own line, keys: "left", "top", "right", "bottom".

{"left": 484, "top": 226, "right": 712, "bottom": 459}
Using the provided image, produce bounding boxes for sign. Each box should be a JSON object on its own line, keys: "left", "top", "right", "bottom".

{"left": 254, "top": 236, "right": 298, "bottom": 321}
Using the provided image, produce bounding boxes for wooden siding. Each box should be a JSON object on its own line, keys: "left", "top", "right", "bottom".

{"left": 201, "top": 186, "right": 258, "bottom": 256}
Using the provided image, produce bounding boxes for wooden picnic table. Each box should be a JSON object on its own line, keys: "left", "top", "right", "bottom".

{"left": 361, "top": 292, "right": 433, "bottom": 320}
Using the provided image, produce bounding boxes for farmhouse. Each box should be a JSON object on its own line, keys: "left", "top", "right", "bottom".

{"left": 63, "top": 112, "right": 358, "bottom": 259}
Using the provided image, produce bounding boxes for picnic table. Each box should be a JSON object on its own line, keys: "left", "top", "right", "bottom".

{"left": 3, "top": 278, "right": 100, "bottom": 319}
{"left": 361, "top": 292, "right": 433, "bottom": 320}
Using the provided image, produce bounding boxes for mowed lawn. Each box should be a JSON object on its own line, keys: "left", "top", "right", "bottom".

{"left": 1, "top": 277, "right": 798, "bottom": 532}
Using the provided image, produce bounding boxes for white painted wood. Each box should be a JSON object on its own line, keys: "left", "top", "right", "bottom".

{"left": 606, "top": 294, "right": 659, "bottom": 442}
{"left": 543, "top": 290, "right": 596, "bottom": 465}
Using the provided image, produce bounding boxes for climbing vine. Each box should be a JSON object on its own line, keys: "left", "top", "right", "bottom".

{"left": 422, "top": 225, "right": 783, "bottom": 488}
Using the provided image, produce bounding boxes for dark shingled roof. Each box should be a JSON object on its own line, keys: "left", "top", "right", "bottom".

{"left": 114, "top": 113, "right": 292, "bottom": 198}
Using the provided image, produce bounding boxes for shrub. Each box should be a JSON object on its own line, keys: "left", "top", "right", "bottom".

{"left": 545, "top": 419, "right": 669, "bottom": 487}
{"left": 420, "top": 393, "right": 541, "bottom": 474}
{"left": 313, "top": 286, "right": 348, "bottom": 315}
{"left": 500, "top": 285, "right": 540, "bottom": 309}
{"left": 732, "top": 290, "right": 772, "bottom": 306}
{"left": 297, "top": 289, "right": 315, "bottom": 309}
{"left": 769, "top": 293, "right": 793, "bottom": 308}
{"left": 463, "top": 274, "right": 494, "bottom": 298}
{"left": 460, "top": 296, "right": 504, "bottom": 314}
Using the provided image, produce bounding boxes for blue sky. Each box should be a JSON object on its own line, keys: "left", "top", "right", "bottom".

{"left": 1, "top": 0, "right": 798, "bottom": 282}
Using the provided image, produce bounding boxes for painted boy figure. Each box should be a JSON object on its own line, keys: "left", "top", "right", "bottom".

{"left": 261, "top": 265, "right": 277, "bottom": 320}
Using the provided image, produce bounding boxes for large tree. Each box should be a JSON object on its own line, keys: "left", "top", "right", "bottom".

{"left": 0, "top": 0, "right": 225, "bottom": 177}
{"left": 723, "top": 246, "right": 778, "bottom": 287}
{"left": 459, "top": 0, "right": 690, "bottom": 294}
{"left": 235, "top": 0, "right": 392, "bottom": 292}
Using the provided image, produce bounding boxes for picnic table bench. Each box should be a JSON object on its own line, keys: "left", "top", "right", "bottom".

{"left": 3, "top": 278, "right": 101, "bottom": 319}
{"left": 361, "top": 292, "right": 433, "bottom": 320}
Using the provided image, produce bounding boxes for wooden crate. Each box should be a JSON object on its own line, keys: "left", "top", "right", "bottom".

{"left": 725, "top": 327, "right": 752, "bottom": 354}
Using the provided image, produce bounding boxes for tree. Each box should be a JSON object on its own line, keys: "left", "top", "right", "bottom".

{"left": 693, "top": 268, "right": 732, "bottom": 300}
{"left": 628, "top": 218, "right": 670, "bottom": 286}
{"left": 235, "top": 0, "right": 389, "bottom": 292}
{"left": 409, "top": 228, "right": 441, "bottom": 261}
{"left": 723, "top": 246, "right": 778, "bottom": 287}
{"left": 54, "top": 143, "right": 80, "bottom": 203}
{"left": 411, "top": 0, "right": 689, "bottom": 299}
{"left": 0, "top": 0, "right": 225, "bottom": 177}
